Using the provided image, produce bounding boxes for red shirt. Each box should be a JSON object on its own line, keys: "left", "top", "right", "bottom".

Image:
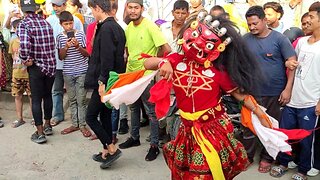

{"left": 168, "top": 53, "right": 236, "bottom": 113}
{"left": 86, "top": 21, "right": 97, "bottom": 55}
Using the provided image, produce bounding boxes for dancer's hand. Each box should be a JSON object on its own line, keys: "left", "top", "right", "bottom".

{"left": 257, "top": 112, "right": 272, "bottom": 128}
{"left": 159, "top": 61, "right": 173, "bottom": 81}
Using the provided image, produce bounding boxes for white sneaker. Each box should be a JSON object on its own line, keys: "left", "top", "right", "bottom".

{"left": 288, "top": 161, "right": 298, "bottom": 169}
{"left": 307, "top": 168, "right": 319, "bottom": 177}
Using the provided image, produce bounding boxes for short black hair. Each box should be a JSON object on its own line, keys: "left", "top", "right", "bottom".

{"left": 210, "top": 5, "right": 225, "bottom": 13}
{"left": 245, "top": 6, "right": 265, "bottom": 19}
{"left": 59, "top": 11, "right": 74, "bottom": 23}
{"left": 70, "top": 0, "right": 83, "bottom": 9}
{"left": 88, "top": 0, "right": 117, "bottom": 13}
{"left": 309, "top": 1, "right": 320, "bottom": 19}
{"left": 263, "top": 2, "right": 284, "bottom": 19}
{"left": 173, "top": 0, "right": 189, "bottom": 11}
{"left": 301, "top": 12, "right": 309, "bottom": 22}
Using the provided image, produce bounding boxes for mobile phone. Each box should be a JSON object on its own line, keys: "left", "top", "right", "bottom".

{"left": 67, "top": 31, "right": 75, "bottom": 39}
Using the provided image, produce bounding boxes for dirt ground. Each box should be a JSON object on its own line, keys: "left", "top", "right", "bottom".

{"left": 0, "top": 94, "right": 318, "bottom": 180}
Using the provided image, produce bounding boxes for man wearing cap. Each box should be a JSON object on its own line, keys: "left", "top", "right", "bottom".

{"left": 118, "top": 0, "right": 171, "bottom": 161}
{"left": 46, "top": 0, "right": 83, "bottom": 127}
{"left": 17, "top": 0, "right": 56, "bottom": 143}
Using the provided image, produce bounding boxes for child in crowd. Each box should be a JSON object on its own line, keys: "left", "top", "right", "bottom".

{"left": 56, "top": 11, "right": 91, "bottom": 137}
{"left": 9, "top": 18, "right": 32, "bottom": 128}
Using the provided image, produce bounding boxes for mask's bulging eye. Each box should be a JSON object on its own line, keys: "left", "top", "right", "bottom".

{"left": 192, "top": 31, "right": 199, "bottom": 38}
{"left": 206, "top": 43, "right": 214, "bottom": 50}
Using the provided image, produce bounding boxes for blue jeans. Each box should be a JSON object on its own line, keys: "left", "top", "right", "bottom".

{"left": 119, "top": 103, "right": 127, "bottom": 120}
{"left": 52, "top": 70, "right": 64, "bottom": 121}
{"left": 130, "top": 81, "right": 159, "bottom": 146}
{"left": 277, "top": 106, "right": 318, "bottom": 174}
{"left": 112, "top": 108, "right": 119, "bottom": 135}
{"left": 63, "top": 74, "right": 87, "bottom": 128}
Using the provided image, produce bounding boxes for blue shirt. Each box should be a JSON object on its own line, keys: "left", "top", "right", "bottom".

{"left": 46, "top": 15, "right": 83, "bottom": 70}
{"left": 56, "top": 31, "right": 88, "bottom": 76}
{"left": 243, "top": 30, "right": 296, "bottom": 96}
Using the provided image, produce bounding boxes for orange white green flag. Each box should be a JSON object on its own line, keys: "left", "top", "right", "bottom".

{"left": 101, "top": 70, "right": 158, "bottom": 109}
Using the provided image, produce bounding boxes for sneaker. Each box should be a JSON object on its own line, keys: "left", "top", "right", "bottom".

{"left": 43, "top": 125, "right": 53, "bottom": 136}
{"left": 118, "top": 118, "right": 129, "bottom": 135}
{"left": 0, "top": 120, "right": 4, "bottom": 128}
{"left": 31, "top": 132, "right": 47, "bottom": 144}
{"left": 288, "top": 161, "right": 298, "bottom": 169}
{"left": 145, "top": 145, "right": 160, "bottom": 161}
{"left": 307, "top": 168, "right": 320, "bottom": 177}
{"left": 119, "top": 137, "right": 140, "bottom": 149}
{"left": 100, "top": 149, "right": 122, "bottom": 169}
{"left": 92, "top": 152, "right": 106, "bottom": 163}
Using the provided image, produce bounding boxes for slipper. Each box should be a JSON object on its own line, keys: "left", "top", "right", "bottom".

{"left": 270, "top": 165, "right": 288, "bottom": 178}
{"left": 292, "top": 173, "right": 308, "bottom": 180}
{"left": 12, "top": 120, "right": 26, "bottom": 128}
{"left": 61, "top": 126, "right": 80, "bottom": 135}
{"left": 80, "top": 127, "right": 92, "bottom": 137}
{"left": 258, "top": 160, "right": 272, "bottom": 173}
{"left": 90, "top": 134, "right": 98, "bottom": 140}
{"left": 50, "top": 119, "right": 62, "bottom": 127}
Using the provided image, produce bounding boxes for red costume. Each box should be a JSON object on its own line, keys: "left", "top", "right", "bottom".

{"left": 161, "top": 13, "right": 250, "bottom": 180}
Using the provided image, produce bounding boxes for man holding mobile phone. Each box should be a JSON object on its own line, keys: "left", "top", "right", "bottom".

{"left": 46, "top": 0, "right": 83, "bottom": 128}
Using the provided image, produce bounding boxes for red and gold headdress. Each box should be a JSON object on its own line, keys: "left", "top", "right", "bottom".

{"left": 178, "top": 12, "right": 232, "bottom": 68}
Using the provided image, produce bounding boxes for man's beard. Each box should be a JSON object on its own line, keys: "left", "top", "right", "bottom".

{"left": 130, "top": 14, "right": 142, "bottom": 21}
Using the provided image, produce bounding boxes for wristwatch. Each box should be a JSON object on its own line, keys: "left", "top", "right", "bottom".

{"left": 98, "top": 80, "right": 104, "bottom": 86}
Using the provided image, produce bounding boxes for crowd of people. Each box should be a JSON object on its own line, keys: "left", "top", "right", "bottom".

{"left": 0, "top": 0, "right": 320, "bottom": 179}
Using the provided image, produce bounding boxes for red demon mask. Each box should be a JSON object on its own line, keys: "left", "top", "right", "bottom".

{"left": 182, "top": 21, "right": 223, "bottom": 65}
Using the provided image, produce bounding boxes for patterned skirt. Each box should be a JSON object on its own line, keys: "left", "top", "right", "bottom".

{"left": 163, "top": 112, "right": 249, "bottom": 180}
{"left": 0, "top": 52, "right": 6, "bottom": 88}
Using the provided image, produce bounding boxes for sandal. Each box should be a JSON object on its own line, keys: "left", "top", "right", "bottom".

{"left": 12, "top": 120, "right": 26, "bottom": 128}
{"left": 90, "top": 134, "right": 98, "bottom": 140}
{"left": 270, "top": 165, "right": 288, "bottom": 178}
{"left": 61, "top": 126, "right": 80, "bottom": 135}
{"left": 292, "top": 173, "right": 307, "bottom": 180}
{"left": 50, "top": 119, "right": 62, "bottom": 127}
{"left": 258, "top": 160, "right": 272, "bottom": 173}
{"left": 80, "top": 127, "right": 92, "bottom": 137}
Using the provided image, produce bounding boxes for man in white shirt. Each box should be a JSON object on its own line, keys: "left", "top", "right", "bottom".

{"left": 160, "top": 0, "right": 189, "bottom": 53}
{"left": 271, "top": 2, "right": 320, "bottom": 180}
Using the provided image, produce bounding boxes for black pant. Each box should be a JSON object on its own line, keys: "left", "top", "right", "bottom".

{"left": 28, "top": 65, "right": 55, "bottom": 126}
{"left": 86, "top": 89, "right": 112, "bottom": 148}
{"left": 240, "top": 96, "right": 282, "bottom": 163}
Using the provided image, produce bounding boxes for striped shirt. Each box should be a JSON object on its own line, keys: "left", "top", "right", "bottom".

{"left": 17, "top": 13, "right": 56, "bottom": 77}
{"left": 56, "top": 31, "right": 88, "bottom": 76}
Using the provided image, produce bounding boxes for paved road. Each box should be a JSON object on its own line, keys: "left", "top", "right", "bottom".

{"left": 0, "top": 95, "right": 318, "bottom": 180}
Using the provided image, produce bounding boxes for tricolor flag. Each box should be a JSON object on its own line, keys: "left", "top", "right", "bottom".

{"left": 101, "top": 70, "right": 158, "bottom": 109}
{"left": 241, "top": 97, "right": 312, "bottom": 159}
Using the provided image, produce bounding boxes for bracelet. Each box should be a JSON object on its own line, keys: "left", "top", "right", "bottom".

{"left": 158, "top": 59, "right": 169, "bottom": 68}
